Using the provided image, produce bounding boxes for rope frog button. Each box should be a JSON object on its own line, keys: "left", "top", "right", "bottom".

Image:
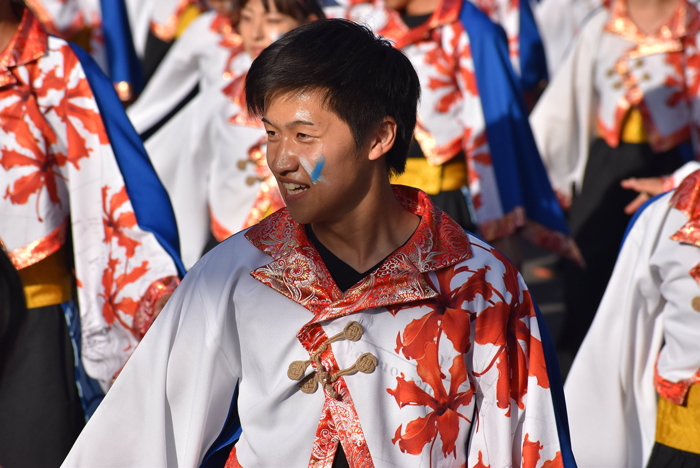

{"left": 287, "top": 321, "right": 377, "bottom": 397}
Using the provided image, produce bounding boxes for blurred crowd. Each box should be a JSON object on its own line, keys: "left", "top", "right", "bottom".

{"left": 2, "top": 0, "right": 700, "bottom": 466}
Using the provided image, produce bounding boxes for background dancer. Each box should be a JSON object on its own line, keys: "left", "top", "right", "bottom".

{"left": 565, "top": 169, "right": 700, "bottom": 467}
{"left": 531, "top": 0, "right": 700, "bottom": 355}
{"left": 0, "top": 3, "right": 183, "bottom": 464}
{"left": 348, "top": 0, "right": 580, "bottom": 268}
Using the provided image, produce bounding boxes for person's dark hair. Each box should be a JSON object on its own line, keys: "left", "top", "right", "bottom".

{"left": 245, "top": 19, "right": 420, "bottom": 175}
{"left": 234, "top": 0, "right": 326, "bottom": 25}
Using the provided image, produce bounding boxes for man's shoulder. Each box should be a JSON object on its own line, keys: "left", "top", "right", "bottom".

{"left": 434, "top": 230, "right": 521, "bottom": 284}
{"left": 186, "top": 230, "right": 270, "bottom": 290}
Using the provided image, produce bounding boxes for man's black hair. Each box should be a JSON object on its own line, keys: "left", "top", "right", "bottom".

{"left": 245, "top": 19, "right": 420, "bottom": 175}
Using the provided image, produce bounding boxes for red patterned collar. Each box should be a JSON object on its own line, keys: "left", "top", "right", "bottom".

{"left": 245, "top": 185, "right": 473, "bottom": 320}
{"left": 671, "top": 169, "right": 700, "bottom": 245}
{"left": 0, "top": 8, "right": 48, "bottom": 87}
{"left": 604, "top": 0, "right": 700, "bottom": 53}
{"left": 223, "top": 71, "right": 263, "bottom": 127}
{"left": 377, "top": 0, "right": 462, "bottom": 49}
{"left": 670, "top": 169, "right": 700, "bottom": 284}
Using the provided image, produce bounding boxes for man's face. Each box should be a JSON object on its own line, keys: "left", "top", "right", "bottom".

{"left": 263, "top": 90, "right": 373, "bottom": 225}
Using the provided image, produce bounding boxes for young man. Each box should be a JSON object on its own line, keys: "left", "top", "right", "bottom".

{"left": 64, "top": 19, "right": 574, "bottom": 468}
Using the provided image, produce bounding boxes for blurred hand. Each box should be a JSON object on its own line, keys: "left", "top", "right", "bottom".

{"left": 621, "top": 177, "right": 665, "bottom": 214}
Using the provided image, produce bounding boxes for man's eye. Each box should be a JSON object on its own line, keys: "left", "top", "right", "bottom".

{"left": 297, "top": 133, "right": 310, "bottom": 138}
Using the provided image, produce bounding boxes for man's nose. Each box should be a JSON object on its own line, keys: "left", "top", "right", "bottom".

{"left": 268, "top": 138, "right": 299, "bottom": 175}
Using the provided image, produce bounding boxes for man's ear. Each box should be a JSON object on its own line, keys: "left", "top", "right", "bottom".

{"left": 367, "top": 117, "right": 397, "bottom": 162}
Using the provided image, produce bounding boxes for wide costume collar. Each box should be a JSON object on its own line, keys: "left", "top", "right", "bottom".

{"left": 0, "top": 8, "right": 48, "bottom": 88}
{"left": 669, "top": 170, "right": 700, "bottom": 285}
{"left": 604, "top": 0, "right": 700, "bottom": 56}
{"left": 376, "top": 0, "right": 462, "bottom": 49}
{"left": 245, "top": 185, "right": 473, "bottom": 321}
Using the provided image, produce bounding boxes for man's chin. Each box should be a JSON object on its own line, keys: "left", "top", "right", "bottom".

{"left": 286, "top": 208, "right": 315, "bottom": 226}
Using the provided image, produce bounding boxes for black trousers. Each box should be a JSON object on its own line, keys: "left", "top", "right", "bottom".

{"left": 0, "top": 303, "right": 85, "bottom": 468}
{"left": 560, "top": 138, "right": 684, "bottom": 354}
{"left": 648, "top": 442, "right": 700, "bottom": 468}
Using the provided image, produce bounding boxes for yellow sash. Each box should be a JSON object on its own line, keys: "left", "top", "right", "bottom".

{"left": 656, "top": 383, "right": 700, "bottom": 454}
{"left": 391, "top": 157, "right": 468, "bottom": 195}
{"left": 17, "top": 245, "right": 73, "bottom": 309}
{"left": 621, "top": 107, "right": 648, "bottom": 144}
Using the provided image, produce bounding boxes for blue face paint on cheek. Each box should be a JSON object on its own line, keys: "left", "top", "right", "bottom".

{"left": 308, "top": 155, "right": 326, "bottom": 184}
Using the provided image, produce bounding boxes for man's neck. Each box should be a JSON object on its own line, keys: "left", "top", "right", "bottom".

{"left": 0, "top": 2, "right": 20, "bottom": 56}
{"left": 310, "top": 182, "right": 420, "bottom": 274}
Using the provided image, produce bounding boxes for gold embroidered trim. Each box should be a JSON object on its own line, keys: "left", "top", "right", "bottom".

{"left": 9, "top": 217, "right": 68, "bottom": 270}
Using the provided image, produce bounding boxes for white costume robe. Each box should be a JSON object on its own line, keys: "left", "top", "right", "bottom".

{"left": 127, "top": 12, "right": 256, "bottom": 269}
{"left": 565, "top": 169, "right": 700, "bottom": 467}
{"left": 533, "top": 0, "right": 601, "bottom": 76}
{"left": 63, "top": 187, "right": 574, "bottom": 468}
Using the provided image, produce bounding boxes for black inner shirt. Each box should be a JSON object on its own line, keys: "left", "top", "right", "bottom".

{"left": 401, "top": 11, "right": 432, "bottom": 29}
{"left": 305, "top": 225, "right": 388, "bottom": 293}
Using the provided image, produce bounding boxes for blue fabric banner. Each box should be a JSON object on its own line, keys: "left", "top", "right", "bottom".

{"left": 519, "top": 0, "right": 548, "bottom": 92}
{"left": 70, "top": 44, "right": 185, "bottom": 277}
{"left": 460, "top": 2, "right": 570, "bottom": 237}
{"left": 533, "top": 300, "right": 579, "bottom": 468}
{"left": 100, "top": 0, "right": 144, "bottom": 94}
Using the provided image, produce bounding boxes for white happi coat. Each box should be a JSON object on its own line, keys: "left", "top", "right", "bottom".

{"left": 64, "top": 187, "right": 567, "bottom": 468}
{"left": 565, "top": 170, "right": 700, "bottom": 467}
{"left": 533, "top": 0, "right": 601, "bottom": 76}
{"left": 530, "top": 0, "right": 700, "bottom": 208}
{"left": 128, "top": 12, "right": 256, "bottom": 269}
{"left": 208, "top": 72, "right": 284, "bottom": 243}
{"left": 127, "top": 11, "right": 242, "bottom": 134}
{"left": 0, "top": 10, "right": 180, "bottom": 388}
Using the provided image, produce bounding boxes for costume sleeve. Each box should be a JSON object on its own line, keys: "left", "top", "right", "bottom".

{"left": 529, "top": 11, "right": 604, "bottom": 207}
{"left": 142, "top": 86, "right": 220, "bottom": 269}
{"left": 126, "top": 12, "right": 211, "bottom": 134}
{"left": 62, "top": 255, "right": 242, "bottom": 467}
{"left": 467, "top": 247, "right": 575, "bottom": 468}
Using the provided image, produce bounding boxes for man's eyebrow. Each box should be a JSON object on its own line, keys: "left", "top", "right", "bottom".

{"left": 262, "top": 117, "right": 315, "bottom": 128}
{"left": 286, "top": 120, "right": 315, "bottom": 127}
